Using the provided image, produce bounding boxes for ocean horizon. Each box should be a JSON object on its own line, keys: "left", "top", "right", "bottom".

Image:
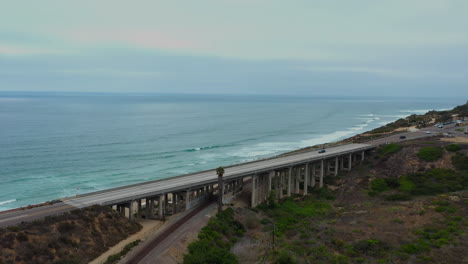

{"left": 0, "top": 92, "right": 464, "bottom": 211}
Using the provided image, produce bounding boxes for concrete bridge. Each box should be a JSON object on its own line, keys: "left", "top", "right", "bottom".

{"left": 0, "top": 143, "right": 373, "bottom": 227}
{"left": 62, "top": 143, "right": 373, "bottom": 221}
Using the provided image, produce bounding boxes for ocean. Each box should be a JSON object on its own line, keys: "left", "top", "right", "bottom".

{"left": 0, "top": 92, "right": 464, "bottom": 210}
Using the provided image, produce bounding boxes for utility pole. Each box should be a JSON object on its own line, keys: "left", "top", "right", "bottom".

{"left": 216, "top": 167, "right": 225, "bottom": 214}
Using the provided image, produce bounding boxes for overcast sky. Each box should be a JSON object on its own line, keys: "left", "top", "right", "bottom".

{"left": 1, "top": 0, "right": 467, "bottom": 97}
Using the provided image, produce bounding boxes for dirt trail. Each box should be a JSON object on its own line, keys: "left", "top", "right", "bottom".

{"left": 90, "top": 219, "right": 165, "bottom": 264}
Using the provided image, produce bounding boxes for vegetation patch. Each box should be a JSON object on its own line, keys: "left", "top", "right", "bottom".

{"left": 445, "top": 144, "right": 461, "bottom": 152}
{"left": 0, "top": 205, "right": 141, "bottom": 264}
{"left": 380, "top": 143, "right": 402, "bottom": 154}
{"left": 417, "top": 147, "right": 443, "bottom": 161}
{"left": 399, "top": 168, "right": 467, "bottom": 195}
{"left": 261, "top": 196, "right": 331, "bottom": 237}
{"left": 369, "top": 179, "right": 390, "bottom": 193}
{"left": 451, "top": 153, "right": 468, "bottom": 171}
{"left": 183, "top": 207, "right": 244, "bottom": 264}
{"left": 104, "top": 240, "right": 141, "bottom": 264}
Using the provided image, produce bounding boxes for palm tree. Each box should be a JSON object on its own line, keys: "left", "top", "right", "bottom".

{"left": 216, "top": 167, "right": 225, "bottom": 214}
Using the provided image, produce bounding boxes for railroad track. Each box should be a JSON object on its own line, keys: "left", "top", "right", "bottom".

{"left": 125, "top": 197, "right": 216, "bottom": 264}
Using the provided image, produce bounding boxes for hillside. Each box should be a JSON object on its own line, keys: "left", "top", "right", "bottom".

{"left": 0, "top": 206, "right": 141, "bottom": 264}
{"left": 184, "top": 137, "right": 468, "bottom": 264}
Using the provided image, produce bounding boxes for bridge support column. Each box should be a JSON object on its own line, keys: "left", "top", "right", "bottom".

{"left": 172, "top": 193, "right": 177, "bottom": 214}
{"left": 348, "top": 153, "right": 352, "bottom": 171}
{"left": 268, "top": 171, "right": 273, "bottom": 195}
{"left": 304, "top": 163, "right": 309, "bottom": 195}
{"left": 251, "top": 175, "right": 257, "bottom": 207}
{"left": 361, "top": 151, "right": 365, "bottom": 162}
{"left": 137, "top": 199, "right": 142, "bottom": 219}
{"left": 158, "top": 195, "right": 164, "bottom": 219}
{"left": 334, "top": 156, "right": 339, "bottom": 176}
{"left": 259, "top": 175, "right": 264, "bottom": 204}
{"left": 185, "top": 190, "right": 191, "bottom": 210}
{"left": 145, "top": 199, "right": 150, "bottom": 219}
{"left": 129, "top": 201, "right": 135, "bottom": 221}
{"left": 295, "top": 168, "right": 300, "bottom": 194}
{"left": 287, "top": 167, "right": 292, "bottom": 196}
{"left": 311, "top": 163, "right": 316, "bottom": 188}
{"left": 320, "top": 160, "right": 324, "bottom": 188}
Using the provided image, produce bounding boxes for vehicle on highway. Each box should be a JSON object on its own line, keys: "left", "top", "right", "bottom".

{"left": 426, "top": 131, "right": 432, "bottom": 134}
{"left": 318, "top": 149, "right": 326, "bottom": 153}
{"left": 438, "top": 125, "right": 444, "bottom": 128}
{"left": 399, "top": 135, "right": 406, "bottom": 139}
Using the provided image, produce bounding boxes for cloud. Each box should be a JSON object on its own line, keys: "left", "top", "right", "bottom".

{"left": 0, "top": 44, "right": 62, "bottom": 56}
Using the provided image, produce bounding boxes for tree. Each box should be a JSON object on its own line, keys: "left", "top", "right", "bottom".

{"left": 216, "top": 167, "right": 225, "bottom": 214}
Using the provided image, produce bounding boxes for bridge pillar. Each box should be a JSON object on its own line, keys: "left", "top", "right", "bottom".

{"left": 145, "top": 199, "right": 150, "bottom": 218}
{"left": 361, "top": 151, "right": 365, "bottom": 162}
{"left": 348, "top": 153, "right": 352, "bottom": 171}
{"left": 320, "top": 160, "right": 324, "bottom": 188}
{"left": 268, "top": 171, "right": 273, "bottom": 194}
{"left": 172, "top": 193, "right": 177, "bottom": 214}
{"left": 287, "top": 167, "right": 292, "bottom": 196}
{"left": 129, "top": 201, "right": 135, "bottom": 221}
{"left": 311, "top": 163, "right": 316, "bottom": 187}
{"left": 334, "top": 156, "right": 339, "bottom": 176}
{"left": 185, "top": 190, "right": 191, "bottom": 210}
{"left": 158, "top": 195, "right": 164, "bottom": 219}
{"left": 137, "top": 199, "right": 142, "bottom": 219}
{"left": 260, "top": 174, "right": 265, "bottom": 204}
{"left": 304, "top": 163, "right": 309, "bottom": 195}
{"left": 295, "top": 168, "right": 300, "bottom": 194}
{"left": 251, "top": 175, "right": 257, "bottom": 207}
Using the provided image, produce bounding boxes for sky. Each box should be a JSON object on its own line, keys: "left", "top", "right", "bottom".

{"left": 1, "top": 0, "right": 467, "bottom": 97}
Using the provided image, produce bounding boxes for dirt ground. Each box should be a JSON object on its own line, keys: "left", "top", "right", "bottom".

{"left": 227, "top": 140, "right": 468, "bottom": 263}
{"left": 90, "top": 219, "right": 165, "bottom": 264}
{"left": 441, "top": 136, "right": 468, "bottom": 143}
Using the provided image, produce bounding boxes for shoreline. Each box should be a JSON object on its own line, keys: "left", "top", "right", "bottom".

{"left": 1, "top": 101, "right": 466, "bottom": 212}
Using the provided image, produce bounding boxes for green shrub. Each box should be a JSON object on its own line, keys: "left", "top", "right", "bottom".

{"left": 275, "top": 251, "right": 297, "bottom": 264}
{"left": 384, "top": 193, "right": 412, "bottom": 201}
{"left": 384, "top": 178, "right": 400, "bottom": 188}
{"left": 381, "top": 144, "right": 402, "bottom": 154}
{"left": 451, "top": 153, "right": 468, "bottom": 171}
{"left": 399, "top": 241, "right": 430, "bottom": 254}
{"left": 370, "top": 179, "right": 389, "bottom": 193}
{"left": 353, "top": 239, "right": 390, "bottom": 257}
{"left": 400, "top": 168, "right": 466, "bottom": 195}
{"left": 183, "top": 208, "right": 244, "bottom": 264}
{"left": 445, "top": 144, "right": 461, "bottom": 152}
{"left": 417, "top": 147, "right": 443, "bottom": 161}
{"left": 260, "top": 218, "right": 271, "bottom": 225}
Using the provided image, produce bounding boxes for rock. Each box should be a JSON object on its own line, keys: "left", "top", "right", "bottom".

{"left": 448, "top": 196, "right": 460, "bottom": 202}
